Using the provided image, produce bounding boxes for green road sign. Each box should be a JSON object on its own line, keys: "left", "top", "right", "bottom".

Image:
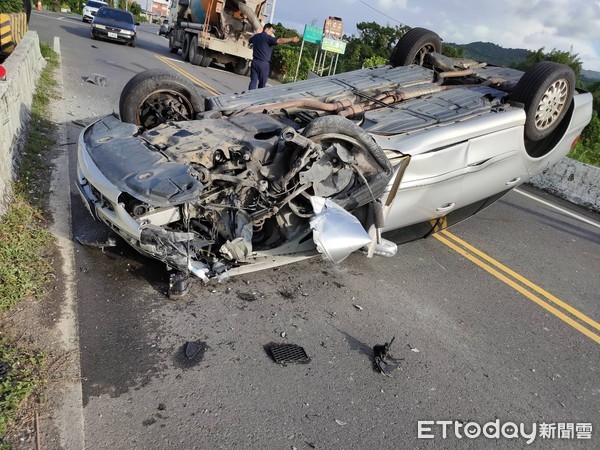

{"left": 303, "top": 25, "right": 323, "bottom": 44}
{"left": 321, "top": 36, "right": 347, "bottom": 54}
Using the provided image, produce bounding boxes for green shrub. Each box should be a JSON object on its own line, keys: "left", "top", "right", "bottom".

{"left": 0, "top": 0, "right": 24, "bottom": 13}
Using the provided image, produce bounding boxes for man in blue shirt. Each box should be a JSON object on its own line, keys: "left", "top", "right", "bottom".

{"left": 248, "top": 23, "right": 299, "bottom": 90}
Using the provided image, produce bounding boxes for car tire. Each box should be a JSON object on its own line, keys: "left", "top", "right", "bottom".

{"left": 130, "top": 37, "right": 137, "bottom": 48}
{"left": 189, "top": 36, "right": 203, "bottom": 66}
{"left": 233, "top": 59, "right": 249, "bottom": 75}
{"left": 302, "top": 116, "right": 394, "bottom": 210}
{"left": 389, "top": 27, "right": 442, "bottom": 67}
{"left": 200, "top": 51, "right": 213, "bottom": 68}
{"left": 510, "top": 61, "right": 575, "bottom": 142}
{"left": 168, "top": 31, "right": 178, "bottom": 54}
{"left": 182, "top": 33, "right": 191, "bottom": 62}
{"left": 119, "top": 69, "right": 205, "bottom": 129}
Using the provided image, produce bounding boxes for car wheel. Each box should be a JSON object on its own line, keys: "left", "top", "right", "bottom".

{"left": 130, "top": 37, "right": 137, "bottom": 48}
{"left": 389, "top": 27, "right": 442, "bottom": 67}
{"left": 301, "top": 116, "right": 394, "bottom": 210}
{"left": 233, "top": 58, "right": 249, "bottom": 75}
{"left": 510, "top": 61, "right": 575, "bottom": 142}
{"left": 189, "top": 36, "right": 203, "bottom": 66}
{"left": 119, "top": 69, "right": 205, "bottom": 129}
{"left": 181, "top": 33, "right": 191, "bottom": 61}
{"left": 168, "top": 31, "right": 179, "bottom": 54}
{"left": 200, "top": 50, "right": 213, "bottom": 68}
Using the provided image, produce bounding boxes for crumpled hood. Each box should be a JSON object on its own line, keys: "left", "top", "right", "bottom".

{"left": 83, "top": 114, "right": 203, "bottom": 207}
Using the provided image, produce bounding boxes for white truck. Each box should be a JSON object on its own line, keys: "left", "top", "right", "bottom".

{"left": 167, "top": 0, "right": 273, "bottom": 74}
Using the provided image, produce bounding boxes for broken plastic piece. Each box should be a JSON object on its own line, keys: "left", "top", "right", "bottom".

{"left": 310, "top": 197, "right": 371, "bottom": 264}
{"left": 373, "top": 336, "right": 403, "bottom": 376}
{"left": 268, "top": 343, "right": 310, "bottom": 365}
{"left": 184, "top": 341, "right": 201, "bottom": 360}
{"left": 85, "top": 73, "right": 108, "bottom": 86}
{"left": 76, "top": 235, "right": 117, "bottom": 252}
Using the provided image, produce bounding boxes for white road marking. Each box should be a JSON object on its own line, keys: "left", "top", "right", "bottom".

{"left": 514, "top": 188, "right": 600, "bottom": 230}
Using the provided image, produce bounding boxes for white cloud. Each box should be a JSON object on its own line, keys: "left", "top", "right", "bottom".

{"left": 275, "top": 0, "right": 600, "bottom": 70}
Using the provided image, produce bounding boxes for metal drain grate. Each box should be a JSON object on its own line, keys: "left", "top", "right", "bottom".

{"left": 268, "top": 343, "right": 311, "bottom": 365}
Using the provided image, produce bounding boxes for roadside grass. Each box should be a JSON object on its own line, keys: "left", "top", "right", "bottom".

{"left": 0, "top": 42, "right": 59, "bottom": 446}
{"left": 567, "top": 111, "right": 600, "bottom": 167}
{"left": 568, "top": 141, "right": 600, "bottom": 167}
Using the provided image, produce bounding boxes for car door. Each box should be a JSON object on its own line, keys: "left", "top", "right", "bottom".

{"left": 458, "top": 125, "right": 529, "bottom": 207}
{"left": 382, "top": 141, "right": 467, "bottom": 232}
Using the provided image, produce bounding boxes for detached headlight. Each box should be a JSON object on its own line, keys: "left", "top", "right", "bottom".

{"left": 92, "top": 24, "right": 106, "bottom": 29}
{"left": 121, "top": 30, "right": 134, "bottom": 35}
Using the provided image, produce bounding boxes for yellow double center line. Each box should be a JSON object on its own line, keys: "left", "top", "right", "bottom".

{"left": 154, "top": 54, "right": 221, "bottom": 96}
{"left": 434, "top": 230, "right": 600, "bottom": 344}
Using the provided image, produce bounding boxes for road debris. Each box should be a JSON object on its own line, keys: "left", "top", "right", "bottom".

{"left": 76, "top": 235, "right": 117, "bottom": 252}
{"left": 267, "top": 343, "right": 310, "bottom": 365}
{"left": 85, "top": 73, "right": 108, "bottom": 86}
{"left": 174, "top": 340, "right": 207, "bottom": 369}
{"left": 353, "top": 304, "right": 363, "bottom": 310}
{"left": 237, "top": 291, "right": 258, "bottom": 302}
{"left": 373, "top": 336, "right": 403, "bottom": 376}
{"left": 335, "top": 419, "right": 348, "bottom": 426}
{"left": 185, "top": 341, "right": 202, "bottom": 359}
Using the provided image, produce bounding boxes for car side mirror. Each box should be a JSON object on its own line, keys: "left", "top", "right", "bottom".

{"left": 135, "top": 22, "right": 140, "bottom": 26}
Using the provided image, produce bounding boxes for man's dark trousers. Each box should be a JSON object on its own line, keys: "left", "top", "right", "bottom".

{"left": 249, "top": 59, "right": 270, "bottom": 90}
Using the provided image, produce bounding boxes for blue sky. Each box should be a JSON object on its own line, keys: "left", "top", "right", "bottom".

{"left": 272, "top": 0, "right": 600, "bottom": 71}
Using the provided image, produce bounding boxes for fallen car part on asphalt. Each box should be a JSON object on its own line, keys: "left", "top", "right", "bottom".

{"left": 75, "top": 27, "right": 593, "bottom": 297}
{"left": 184, "top": 341, "right": 202, "bottom": 359}
{"left": 373, "top": 337, "right": 403, "bottom": 376}
{"left": 267, "top": 343, "right": 311, "bottom": 365}
{"left": 75, "top": 235, "right": 116, "bottom": 252}
{"left": 84, "top": 73, "right": 108, "bottom": 86}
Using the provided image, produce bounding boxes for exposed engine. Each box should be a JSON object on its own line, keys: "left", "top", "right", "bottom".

{"left": 121, "top": 112, "right": 393, "bottom": 278}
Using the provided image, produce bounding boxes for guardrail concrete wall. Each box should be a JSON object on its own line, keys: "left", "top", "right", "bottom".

{"left": 0, "top": 31, "right": 45, "bottom": 217}
{"left": 528, "top": 157, "right": 600, "bottom": 213}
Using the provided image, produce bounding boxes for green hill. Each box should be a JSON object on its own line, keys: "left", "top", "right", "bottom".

{"left": 446, "top": 41, "right": 529, "bottom": 67}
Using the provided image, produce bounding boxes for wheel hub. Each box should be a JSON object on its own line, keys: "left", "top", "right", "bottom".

{"left": 535, "top": 78, "right": 569, "bottom": 130}
{"left": 138, "top": 90, "right": 195, "bottom": 129}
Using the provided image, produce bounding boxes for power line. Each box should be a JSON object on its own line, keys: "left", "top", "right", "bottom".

{"left": 358, "top": 0, "right": 403, "bottom": 25}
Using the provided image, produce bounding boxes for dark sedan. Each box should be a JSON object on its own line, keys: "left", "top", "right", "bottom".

{"left": 90, "top": 7, "right": 137, "bottom": 47}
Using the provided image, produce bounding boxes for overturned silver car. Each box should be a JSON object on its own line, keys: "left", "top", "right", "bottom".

{"left": 77, "top": 28, "right": 593, "bottom": 297}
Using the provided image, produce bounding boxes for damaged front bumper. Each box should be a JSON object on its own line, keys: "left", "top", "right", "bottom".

{"left": 76, "top": 116, "right": 203, "bottom": 273}
{"left": 76, "top": 115, "right": 398, "bottom": 282}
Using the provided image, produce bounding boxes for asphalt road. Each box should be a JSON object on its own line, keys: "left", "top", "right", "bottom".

{"left": 30, "top": 11, "right": 600, "bottom": 449}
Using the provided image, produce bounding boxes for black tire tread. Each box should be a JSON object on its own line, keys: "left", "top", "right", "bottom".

{"left": 389, "top": 27, "right": 441, "bottom": 67}
{"left": 119, "top": 69, "right": 205, "bottom": 126}
{"left": 189, "top": 36, "right": 203, "bottom": 66}
{"left": 182, "top": 33, "right": 191, "bottom": 61}
{"left": 510, "top": 61, "right": 575, "bottom": 141}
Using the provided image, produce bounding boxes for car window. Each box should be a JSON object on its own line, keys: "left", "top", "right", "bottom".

{"left": 87, "top": 1, "right": 107, "bottom": 8}
{"left": 96, "top": 8, "right": 134, "bottom": 23}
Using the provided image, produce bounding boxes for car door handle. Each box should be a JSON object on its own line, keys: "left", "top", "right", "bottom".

{"left": 436, "top": 202, "right": 456, "bottom": 213}
{"left": 505, "top": 177, "right": 521, "bottom": 186}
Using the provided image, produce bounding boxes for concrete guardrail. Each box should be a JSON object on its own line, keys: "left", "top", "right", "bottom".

{"left": 0, "top": 30, "right": 45, "bottom": 217}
